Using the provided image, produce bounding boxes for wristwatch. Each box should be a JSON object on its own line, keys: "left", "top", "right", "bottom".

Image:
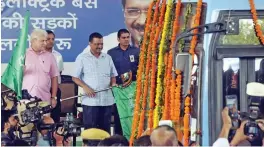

{"left": 51, "top": 96, "right": 57, "bottom": 100}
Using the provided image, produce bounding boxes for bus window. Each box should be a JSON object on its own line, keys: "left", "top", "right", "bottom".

{"left": 218, "top": 19, "right": 264, "bottom": 45}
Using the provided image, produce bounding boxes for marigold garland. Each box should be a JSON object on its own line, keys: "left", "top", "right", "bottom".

{"left": 130, "top": 1, "right": 155, "bottom": 145}
{"left": 189, "top": 0, "right": 202, "bottom": 56}
{"left": 249, "top": 0, "right": 264, "bottom": 45}
{"left": 162, "top": 4, "right": 176, "bottom": 120}
{"left": 153, "top": 0, "right": 173, "bottom": 128}
{"left": 172, "top": 0, "right": 182, "bottom": 121}
{"left": 170, "top": 77, "right": 176, "bottom": 120}
{"left": 174, "top": 70, "right": 182, "bottom": 122}
{"left": 137, "top": 0, "right": 161, "bottom": 138}
{"left": 183, "top": 0, "right": 203, "bottom": 146}
{"left": 179, "top": 3, "right": 192, "bottom": 52}
{"left": 163, "top": 0, "right": 182, "bottom": 121}
{"left": 131, "top": 0, "right": 204, "bottom": 144}
{"left": 162, "top": 56, "right": 169, "bottom": 120}
{"left": 183, "top": 96, "right": 191, "bottom": 146}
{"left": 148, "top": 0, "right": 167, "bottom": 133}
{"left": 174, "top": 69, "right": 183, "bottom": 142}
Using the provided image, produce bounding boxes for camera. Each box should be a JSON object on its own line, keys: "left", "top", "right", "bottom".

{"left": 59, "top": 113, "right": 82, "bottom": 138}
{"left": 37, "top": 113, "right": 82, "bottom": 145}
{"left": 16, "top": 90, "right": 52, "bottom": 126}
{"left": 20, "top": 99, "right": 52, "bottom": 125}
{"left": 243, "top": 82, "right": 264, "bottom": 140}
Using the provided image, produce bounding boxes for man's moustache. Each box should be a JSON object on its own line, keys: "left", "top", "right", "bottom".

{"left": 133, "top": 25, "right": 145, "bottom": 32}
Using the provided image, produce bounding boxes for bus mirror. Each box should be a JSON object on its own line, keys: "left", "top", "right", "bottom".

{"left": 225, "top": 17, "right": 239, "bottom": 35}
{"left": 175, "top": 53, "right": 192, "bottom": 97}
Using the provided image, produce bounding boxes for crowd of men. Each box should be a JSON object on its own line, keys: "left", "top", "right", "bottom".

{"left": 1, "top": 27, "right": 141, "bottom": 146}
{"left": 24, "top": 27, "right": 140, "bottom": 134}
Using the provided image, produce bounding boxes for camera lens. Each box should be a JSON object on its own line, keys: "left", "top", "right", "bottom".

{"left": 248, "top": 127, "right": 258, "bottom": 136}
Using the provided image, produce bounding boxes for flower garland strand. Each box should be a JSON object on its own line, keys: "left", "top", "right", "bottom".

{"left": 137, "top": 0, "right": 161, "bottom": 138}
{"left": 148, "top": 0, "right": 167, "bottom": 133}
{"left": 162, "top": 2, "right": 175, "bottom": 120}
{"left": 174, "top": 70, "right": 183, "bottom": 141}
{"left": 249, "top": 0, "right": 264, "bottom": 45}
{"left": 179, "top": 4, "right": 192, "bottom": 52}
{"left": 171, "top": 0, "right": 182, "bottom": 122}
{"left": 153, "top": 0, "right": 173, "bottom": 128}
{"left": 170, "top": 75, "right": 176, "bottom": 120}
{"left": 163, "top": 0, "right": 182, "bottom": 120}
{"left": 174, "top": 70, "right": 182, "bottom": 122}
{"left": 189, "top": 0, "right": 202, "bottom": 57}
{"left": 183, "top": 0, "right": 203, "bottom": 146}
{"left": 130, "top": 2, "right": 155, "bottom": 145}
{"left": 183, "top": 96, "right": 191, "bottom": 146}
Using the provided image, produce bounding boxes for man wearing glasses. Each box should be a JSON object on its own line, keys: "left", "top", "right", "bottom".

{"left": 122, "top": 0, "right": 151, "bottom": 48}
{"left": 82, "top": 0, "right": 152, "bottom": 54}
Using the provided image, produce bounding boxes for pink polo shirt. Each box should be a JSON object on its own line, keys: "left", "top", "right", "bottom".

{"left": 22, "top": 48, "right": 59, "bottom": 102}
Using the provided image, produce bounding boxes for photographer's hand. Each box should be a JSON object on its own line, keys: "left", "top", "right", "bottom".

{"left": 230, "top": 120, "right": 249, "bottom": 146}
{"left": 219, "top": 107, "right": 232, "bottom": 138}
{"left": 222, "top": 107, "right": 232, "bottom": 129}
{"left": 256, "top": 119, "right": 264, "bottom": 131}
{"left": 63, "top": 137, "right": 72, "bottom": 146}
{"left": 54, "top": 127, "right": 64, "bottom": 146}
{"left": 54, "top": 127, "right": 72, "bottom": 146}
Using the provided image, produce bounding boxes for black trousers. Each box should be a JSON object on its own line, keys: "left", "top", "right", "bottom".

{"left": 82, "top": 105, "right": 112, "bottom": 133}
{"left": 51, "top": 88, "right": 61, "bottom": 122}
{"left": 113, "top": 104, "right": 123, "bottom": 135}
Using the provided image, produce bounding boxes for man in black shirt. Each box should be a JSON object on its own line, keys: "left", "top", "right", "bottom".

{"left": 108, "top": 29, "right": 140, "bottom": 135}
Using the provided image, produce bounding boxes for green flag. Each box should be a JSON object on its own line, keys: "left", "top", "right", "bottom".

{"left": 1, "top": 11, "right": 30, "bottom": 100}
{"left": 112, "top": 82, "right": 136, "bottom": 140}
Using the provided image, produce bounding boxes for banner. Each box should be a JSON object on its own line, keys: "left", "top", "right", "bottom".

{"left": 1, "top": 0, "right": 126, "bottom": 63}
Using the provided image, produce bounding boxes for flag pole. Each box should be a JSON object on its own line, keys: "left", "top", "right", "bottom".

{"left": 60, "top": 87, "right": 112, "bottom": 102}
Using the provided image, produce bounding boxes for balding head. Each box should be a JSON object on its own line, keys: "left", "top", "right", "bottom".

{"left": 30, "top": 28, "right": 47, "bottom": 52}
{"left": 150, "top": 125, "right": 178, "bottom": 146}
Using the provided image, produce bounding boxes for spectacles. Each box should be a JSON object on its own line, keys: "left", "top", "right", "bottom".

{"left": 123, "top": 8, "right": 148, "bottom": 18}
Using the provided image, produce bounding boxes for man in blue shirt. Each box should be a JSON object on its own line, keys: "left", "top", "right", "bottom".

{"left": 72, "top": 32, "right": 118, "bottom": 133}
{"left": 107, "top": 29, "right": 140, "bottom": 135}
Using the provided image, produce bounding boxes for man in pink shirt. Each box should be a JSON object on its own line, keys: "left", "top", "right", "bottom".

{"left": 22, "top": 29, "right": 59, "bottom": 108}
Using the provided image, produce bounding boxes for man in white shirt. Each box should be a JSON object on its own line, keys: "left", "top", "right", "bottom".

{"left": 46, "top": 30, "right": 64, "bottom": 122}
{"left": 51, "top": 50, "right": 64, "bottom": 83}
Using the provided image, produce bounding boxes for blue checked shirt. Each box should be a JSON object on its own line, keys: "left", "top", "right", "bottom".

{"left": 72, "top": 50, "right": 118, "bottom": 106}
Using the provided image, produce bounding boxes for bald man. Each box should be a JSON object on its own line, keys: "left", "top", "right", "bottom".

{"left": 150, "top": 125, "right": 179, "bottom": 146}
